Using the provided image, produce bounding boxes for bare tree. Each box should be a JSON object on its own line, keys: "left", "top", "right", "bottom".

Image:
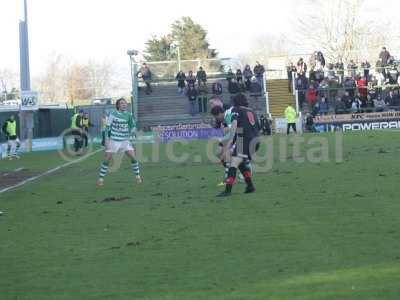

{"left": 293, "top": 0, "right": 391, "bottom": 63}
{"left": 0, "top": 68, "right": 19, "bottom": 95}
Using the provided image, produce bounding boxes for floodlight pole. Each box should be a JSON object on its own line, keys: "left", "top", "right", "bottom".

{"left": 128, "top": 52, "right": 139, "bottom": 125}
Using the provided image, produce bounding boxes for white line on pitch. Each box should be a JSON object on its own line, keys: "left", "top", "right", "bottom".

{"left": 0, "top": 149, "right": 102, "bottom": 195}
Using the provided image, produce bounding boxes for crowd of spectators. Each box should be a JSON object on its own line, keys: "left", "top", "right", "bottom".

{"left": 173, "top": 62, "right": 265, "bottom": 116}
{"left": 289, "top": 48, "right": 400, "bottom": 116}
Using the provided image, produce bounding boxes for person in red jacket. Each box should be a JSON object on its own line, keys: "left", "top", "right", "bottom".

{"left": 307, "top": 84, "right": 318, "bottom": 109}
{"left": 356, "top": 76, "right": 367, "bottom": 101}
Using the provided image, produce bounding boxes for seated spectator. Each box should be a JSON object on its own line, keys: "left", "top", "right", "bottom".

{"left": 226, "top": 68, "right": 236, "bottom": 83}
{"left": 253, "top": 61, "right": 266, "bottom": 87}
{"left": 318, "top": 79, "right": 330, "bottom": 100}
{"left": 196, "top": 67, "right": 207, "bottom": 86}
{"left": 306, "top": 84, "right": 318, "bottom": 108}
{"left": 249, "top": 76, "right": 262, "bottom": 95}
{"left": 335, "top": 58, "right": 345, "bottom": 83}
{"left": 186, "top": 85, "right": 198, "bottom": 116}
{"left": 309, "top": 68, "right": 317, "bottom": 82}
{"left": 351, "top": 97, "right": 362, "bottom": 113}
{"left": 385, "top": 90, "right": 400, "bottom": 107}
{"left": 186, "top": 71, "right": 196, "bottom": 87}
{"left": 236, "top": 69, "right": 243, "bottom": 83}
{"left": 341, "top": 91, "right": 353, "bottom": 111}
{"left": 374, "top": 95, "right": 386, "bottom": 112}
{"left": 315, "top": 68, "right": 325, "bottom": 83}
{"left": 344, "top": 77, "right": 357, "bottom": 99}
{"left": 176, "top": 71, "right": 186, "bottom": 95}
{"left": 327, "top": 63, "right": 335, "bottom": 79}
{"left": 317, "top": 96, "right": 329, "bottom": 115}
{"left": 243, "top": 64, "right": 253, "bottom": 91}
{"left": 335, "top": 98, "right": 346, "bottom": 114}
{"left": 228, "top": 79, "right": 240, "bottom": 94}
{"left": 297, "top": 58, "right": 307, "bottom": 76}
{"left": 365, "top": 95, "right": 375, "bottom": 112}
{"left": 387, "top": 65, "right": 399, "bottom": 85}
{"left": 212, "top": 82, "right": 223, "bottom": 95}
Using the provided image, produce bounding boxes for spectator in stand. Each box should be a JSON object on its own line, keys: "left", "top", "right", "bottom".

{"left": 196, "top": 66, "right": 207, "bottom": 86}
{"left": 327, "top": 63, "right": 335, "bottom": 79}
{"left": 365, "top": 94, "right": 375, "bottom": 112}
{"left": 212, "top": 81, "right": 223, "bottom": 95}
{"left": 307, "top": 84, "right": 318, "bottom": 109}
{"left": 243, "top": 65, "right": 253, "bottom": 91}
{"left": 318, "top": 79, "right": 330, "bottom": 100}
{"left": 347, "top": 60, "right": 358, "bottom": 78}
{"left": 226, "top": 68, "right": 236, "bottom": 83}
{"left": 387, "top": 64, "right": 399, "bottom": 85}
{"left": 138, "top": 63, "right": 153, "bottom": 95}
{"left": 296, "top": 74, "right": 308, "bottom": 109}
{"left": 186, "top": 85, "right": 198, "bottom": 116}
{"left": 344, "top": 76, "right": 357, "bottom": 99}
{"left": 351, "top": 97, "right": 361, "bottom": 113}
{"left": 287, "top": 62, "right": 297, "bottom": 92}
{"left": 176, "top": 71, "right": 186, "bottom": 95}
{"left": 361, "top": 60, "right": 371, "bottom": 83}
{"left": 316, "top": 51, "right": 326, "bottom": 69}
{"left": 335, "top": 58, "right": 345, "bottom": 84}
{"left": 236, "top": 69, "right": 243, "bottom": 84}
{"left": 309, "top": 68, "right": 317, "bottom": 83}
{"left": 335, "top": 97, "right": 347, "bottom": 114}
{"left": 249, "top": 76, "right": 262, "bottom": 95}
{"left": 259, "top": 115, "right": 272, "bottom": 135}
{"left": 186, "top": 70, "right": 196, "bottom": 87}
{"left": 374, "top": 95, "right": 386, "bottom": 112}
{"left": 297, "top": 58, "right": 307, "bottom": 76}
{"left": 385, "top": 90, "right": 399, "bottom": 107}
{"left": 197, "top": 76, "right": 208, "bottom": 113}
{"left": 356, "top": 75, "right": 367, "bottom": 100}
{"left": 228, "top": 78, "right": 240, "bottom": 94}
{"left": 379, "top": 47, "right": 391, "bottom": 79}
{"left": 317, "top": 96, "right": 329, "bottom": 115}
{"left": 305, "top": 114, "right": 316, "bottom": 132}
{"left": 341, "top": 91, "right": 353, "bottom": 111}
{"left": 253, "top": 61, "right": 266, "bottom": 88}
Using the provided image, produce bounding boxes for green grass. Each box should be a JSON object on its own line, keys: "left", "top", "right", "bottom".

{"left": 1, "top": 132, "right": 400, "bottom": 300}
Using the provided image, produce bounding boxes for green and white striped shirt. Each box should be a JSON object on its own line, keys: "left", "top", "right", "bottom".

{"left": 106, "top": 110, "right": 136, "bottom": 141}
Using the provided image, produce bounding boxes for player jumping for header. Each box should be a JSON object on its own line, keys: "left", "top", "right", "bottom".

{"left": 217, "top": 94, "right": 260, "bottom": 197}
{"left": 96, "top": 98, "right": 142, "bottom": 186}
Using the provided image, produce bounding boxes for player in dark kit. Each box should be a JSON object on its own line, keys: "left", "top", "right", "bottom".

{"left": 217, "top": 94, "right": 260, "bottom": 197}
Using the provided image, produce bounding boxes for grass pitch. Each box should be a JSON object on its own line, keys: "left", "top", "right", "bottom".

{"left": 1, "top": 132, "right": 400, "bottom": 300}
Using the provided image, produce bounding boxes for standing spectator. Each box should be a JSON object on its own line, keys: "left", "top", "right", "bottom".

{"left": 344, "top": 76, "right": 357, "bottom": 99}
{"left": 212, "top": 81, "right": 223, "bottom": 95}
{"left": 253, "top": 61, "right": 265, "bottom": 88}
{"left": 305, "top": 114, "right": 316, "bottom": 132}
{"left": 176, "top": 71, "right": 186, "bottom": 95}
{"left": 385, "top": 90, "right": 399, "bottom": 107}
{"left": 228, "top": 78, "right": 240, "bottom": 94}
{"left": 297, "top": 58, "right": 307, "bottom": 76}
{"left": 335, "top": 58, "right": 345, "bottom": 84}
{"left": 347, "top": 60, "right": 358, "bottom": 78}
{"left": 387, "top": 65, "right": 399, "bottom": 85}
{"left": 287, "top": 62, "right": 297, "bottom": 92}
{"left": 379, "top": 46, "right": 391, "bottom": 79}
{"left": 226, "top": 68, "right": 236, "bottom": 83}
{"left": 250, "top": 76, "right": 262, "bottom": 95}
{"left": 2, "top": 115, "right": 21, "bottom": 160}
{"left": 186, "top": 85, "right": 198, "bottom": 116}
{"left": 197, "top": 75, "right": 208, "bottom": 113}
{"left": 296, "top": 74, "right": 308, "bottom": 109}
{"left": 236, "top": 69, "right": 243, "bottom": 84}
{"left": 186, "top": 70, "right": 196, "bottom": 87}
{"left": 361, "top": 60, "right": 371, "bottom": 83}
{"left": 284, "top": 104, "right": 297, "bottom": 135}
{"left": 70, "top": 109, "right": 84, "bottom": 153}
{"left": 306, "top": 84, "right": 318, "bottom": 109}
{"left": 243, "top": 64, "right": 253, "bottom": 91}
{"left": 138, "top": 63, "right": 153, "bottom": 95}
{"left": 259, "top": 115, "right": 272, "bottom": 135}
{"left": 196, "top": 66, "right": 207, "bottom": 86}
{"left": 316, "top": 51, "right": 326, "bottom": 68}
{"left": 356, "top": 76, "right": 368, "bottom": 100}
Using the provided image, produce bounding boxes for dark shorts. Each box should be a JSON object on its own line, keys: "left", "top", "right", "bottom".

{"left": 232, "top": 136, "right": 260, "bottom": 161}
{"left": 7, "top": 135, "right": 18, "bottom": 141}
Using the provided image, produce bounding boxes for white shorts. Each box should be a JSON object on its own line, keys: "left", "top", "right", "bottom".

{"left": 105, "top": 140, "right": 134, "bottom": 153}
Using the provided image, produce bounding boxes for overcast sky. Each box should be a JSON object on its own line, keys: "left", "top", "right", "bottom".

{"left": 1, "top": 0, "right": 399, "bottom": 78}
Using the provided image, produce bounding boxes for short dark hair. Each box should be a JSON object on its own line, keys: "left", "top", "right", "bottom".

{"left": 116, "top": 98, "right": 126, "bottom": 109}
{"left": 210, "top": 105, "right": 224, "bottom": 116}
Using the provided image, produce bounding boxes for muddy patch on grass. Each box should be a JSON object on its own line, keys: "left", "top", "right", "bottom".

{"left": 102, "top": 196, "right": 131, "bottom": 203}
{"left": 0, "top": 170, "right": 39, "bottom": 189}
